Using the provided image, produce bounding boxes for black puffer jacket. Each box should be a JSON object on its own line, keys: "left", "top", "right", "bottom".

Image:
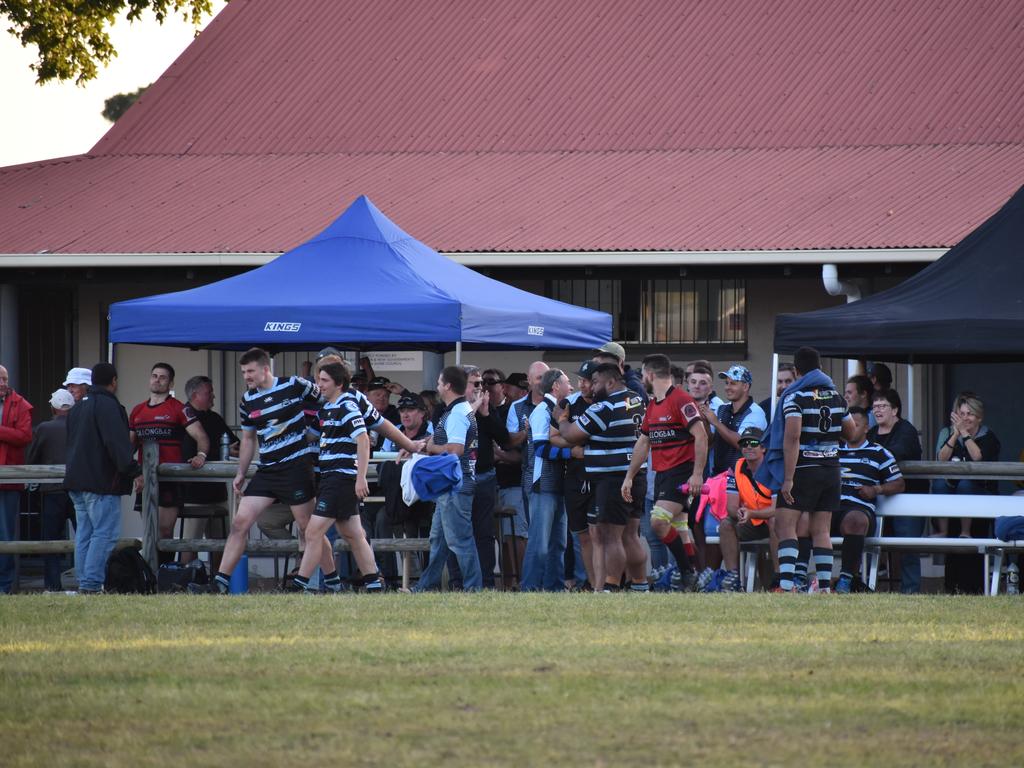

{"left": 65, "top": 386, "right": 136, "bottom": 494}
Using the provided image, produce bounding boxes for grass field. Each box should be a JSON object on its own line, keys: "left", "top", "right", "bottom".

{"left": 1, "top": 594, "right": 1022, "bottom": 767}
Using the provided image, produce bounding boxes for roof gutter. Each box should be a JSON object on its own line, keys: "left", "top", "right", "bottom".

{"left": 0, "top": 247, "right": 946, "bottom": 269}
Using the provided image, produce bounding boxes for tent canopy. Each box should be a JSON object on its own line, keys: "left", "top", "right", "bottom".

{"left": 774, "top": 184, "right": 1024, "bottom": 363}
{"left": 109, "top": 196, "right": 611, "bottom": 351}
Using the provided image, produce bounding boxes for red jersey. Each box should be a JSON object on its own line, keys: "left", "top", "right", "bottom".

{"left": 640, "top": 385, "right": 701, "bottom": 472}
{"left": 130, "top": 397, "right": 197, "bottom": 464}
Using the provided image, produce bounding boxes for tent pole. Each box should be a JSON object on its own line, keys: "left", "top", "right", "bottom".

{"left": 455, "top": 341, "right": 462, "bottom": 366}
{"left": 906, "top": 363, "right": 915, "bottom": 426}
{"left": 108, "top": 341, "right": 115, "bottom": 366}
{"left": 770, "top": 353, "right": 779, "bottom": 415}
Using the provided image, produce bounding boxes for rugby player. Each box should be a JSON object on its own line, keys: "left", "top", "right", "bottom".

{"left": 622, "top": 354, "right": 706, "bottom": 588}
{"left": 557, "top": 364, "right": 648, "bottom": 592}
{"left": 773, "top": 346, "right": 856, "bottom": 593}
{"left": 192, "top": 348, "right": 335, "bottom": 594}
{"left": 290, "top": 362, "right": 384, "bottom": 592}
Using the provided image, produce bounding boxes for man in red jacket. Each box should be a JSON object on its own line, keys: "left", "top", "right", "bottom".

{"left": 0, "top": 364, "right": 33, "bottom": 594}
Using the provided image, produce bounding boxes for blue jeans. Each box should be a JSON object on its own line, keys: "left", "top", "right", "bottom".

{"left": 413, "top": 491, "right": 481, "bottom": 592}
{"left": 0, "top": 490, "right": 20, "bottom": 593}
{"left": 521, "top": 491, "right": 566, "bottom": 591}
{"left": 69, "top": 492, "right": 122, "bottom": 592}
{"left": 641, "top": 497, "right": 670, "bottom": 571}
{"left": 448, "top": 470, "right": 497, "bottom": 588}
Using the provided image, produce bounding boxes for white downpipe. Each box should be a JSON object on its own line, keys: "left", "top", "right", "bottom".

{"left": 455, "top": 341, "right": 462, "bottom": 365}
{"left": 770, "top": 353, "right": 780, "bottom": 416}
{"left": 906, "top": 364, "right": 915, "bottom": 426}
{"left": 822, "top": 264, "right": 861, "bottom": 378}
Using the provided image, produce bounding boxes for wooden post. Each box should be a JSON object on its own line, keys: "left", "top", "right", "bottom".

{"left": 141, "top": 441, "right": 160, "bottom": 573}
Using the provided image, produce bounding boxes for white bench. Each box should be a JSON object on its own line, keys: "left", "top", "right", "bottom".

{"left": 705, "top": 494, "right": 1024, "bottom": 595}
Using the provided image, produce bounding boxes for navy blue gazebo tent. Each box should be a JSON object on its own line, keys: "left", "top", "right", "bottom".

{"left": 109, "top": 196, "right": 611, "bottom": 351}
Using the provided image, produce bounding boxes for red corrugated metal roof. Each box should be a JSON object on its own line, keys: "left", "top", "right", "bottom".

{"left": 2, "top": 0, "right": 1024, "bottom": 254}
{"left": 3, "top": 145, "right": 1022, "bottom": 253}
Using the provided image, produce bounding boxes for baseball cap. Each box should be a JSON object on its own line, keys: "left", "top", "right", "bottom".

{"left": 316, "top": 346, "right": 342, "bottom": 361}
{"left": 739, "top": 426, "right": 764, "bottom": 444}
{"left": 595, "top": 341, "right": 626, "bottom": 362}
{"left": 49, "top": 389, "right": 76, "bottom": 410}
{"left": 503, "top": 373, "right": 528, "bottom": 389}
{"left": 718, "top": 364, "right": 752, "bottom": 385}
{"left": 62, "top": 367, "right": 92, "bottom": 387}
{"left": 577, "top": 360, "right": 598, "bottom": 379}
{"left": 397, "top": 394, "right": 427, "bottom": 411}
{"left": 367, "top": 376, "right": 391, "bottom": 391}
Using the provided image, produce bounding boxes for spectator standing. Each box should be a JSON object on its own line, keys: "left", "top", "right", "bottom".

{"left": 180, "top": 375, "right": 239, "bottom": 568}
{"left": 593, "top": 342, "right": 647, "bottom": 403}
{"left": 868, "top": 363, "right": 893, "bottom": 394}
{"left": 703, "top": 365, "right": 767, "bottom": 476}
{"left": 62, "top": 367, "right": 92, "bottom": 403}
{"left": 64, "top": 363, "right": 134, "bottom": 594}
{"left": 494, "top": 372, "right": 527, "bottom": 587}
{"left": 868, "top": 389, "right": 925, "bottom": 594}
{"left": 129, "top": 362, "right": 210, "bottom": 564}
{"left": 759, "top": 362, "right": 796, "bottom": 426}
{"left": 462, "top": 366, "right": 508, "bottom": 589}
{"left": 685, "top": 360, "right": 726, "bottom": 412}
{"left": 562, "top": 361, "right": 597, "bottom": 589}
{"left": 521, "top": 368, "right": 572, "bottom": 591}
{"left": 834, "top": 407, "right": 905, "bottom": 593}
{"left": 366, "top": 377, "right": 402, "bottom": 442}
{"left": 26, "top": 389, "right": 76, "bottom": 591}
{"left": 844, "top": 374, "right": 876, "bottom": 428}
{"left": 506, "top": 362, "right": 549, "bottom": 545}
{"left": 412, "top": 366, "right": 482, "bottom": 592}
{"left": 0, "top": 363, "right": 32, "bottom": 594}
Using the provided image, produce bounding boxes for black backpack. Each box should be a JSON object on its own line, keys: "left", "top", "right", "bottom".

{"left": 105, "top": 548, "right": 157, "bottom": 594}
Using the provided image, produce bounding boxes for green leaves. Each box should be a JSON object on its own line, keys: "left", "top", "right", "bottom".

{"left": 1, "top": 0, "right": 215, "bottom": 85}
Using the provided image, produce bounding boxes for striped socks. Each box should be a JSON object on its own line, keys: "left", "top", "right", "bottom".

{"left": 778, "top": 538, "right": 799, "bottom": 591}
{"left": 794, "top": 537, "right": 811, "bottom": 587}
{"left": 813, "top": 547, "right": 833, "bottom": 592}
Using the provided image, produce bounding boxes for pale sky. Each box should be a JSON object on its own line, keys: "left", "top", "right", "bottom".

{"left": 0, "top": 3, "right": 226, "bottom": 168}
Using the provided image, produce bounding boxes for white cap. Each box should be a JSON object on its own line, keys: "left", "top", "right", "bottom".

{"left": 50, "top": 389, "right": 76, "bottom": 410}
{"left": 62, "top": 367, "right": 92, "bottom": 387}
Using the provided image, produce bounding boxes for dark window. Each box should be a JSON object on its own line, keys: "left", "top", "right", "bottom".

{"left": 548, "top": 278, "right": 745, "bottom": 346}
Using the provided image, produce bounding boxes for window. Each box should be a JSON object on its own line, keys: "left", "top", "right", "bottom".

{"left": 547, "top": 278, "right": 745, "bottom": 346}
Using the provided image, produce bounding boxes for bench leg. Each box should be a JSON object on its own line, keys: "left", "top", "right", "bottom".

{"left": 744, "top": 550, "right": 757, "bottom": 592}
{"left": 989, "top": 550, "right": 1004, "bottom": 596}
{"left": 402, "top": 551, "right": 411, "bottom": 592}
{"left": 867, "top": 549, "right": 880, "bottom": 592}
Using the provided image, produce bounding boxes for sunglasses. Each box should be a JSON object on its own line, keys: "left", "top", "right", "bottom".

{"left": 739, "top": 440, "right": 762, "bottom": 448}
{"left": 482, "top": 379, "right": 500, "bottom": 387}
{"left": 471, "top": 381, "right": 484, "bottom": 388}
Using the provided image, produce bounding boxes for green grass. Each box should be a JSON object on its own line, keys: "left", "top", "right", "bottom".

{"left": 1, "top": 594, "right": 1022, "bottom": 767}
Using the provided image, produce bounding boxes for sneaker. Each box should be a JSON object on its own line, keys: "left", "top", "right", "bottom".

{"left": 362, "top": 576, "right": 387, "bottom": 593}
{"left": 653, "top": 566, "right": 677, "bottom": 592}
{"left": 672, "top": 568, "right": 699, "bottom": 592}
{"left": 186, "top": 581, "right": 227, "bottom": 595}
{"left": 695, "top": 567, "right": 716, "bottom": 592}
{"left": 719, "top": 570, "right": 742, "bottom": 592}
{"left": 835, "top": 574, "right": 853, "bottom": 594}
{"left": 702, "top": 568, "right": 727, "bottom": 593}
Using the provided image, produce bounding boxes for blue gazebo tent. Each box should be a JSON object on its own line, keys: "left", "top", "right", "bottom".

{"left": 109, "top": 196, "right": 611, "bottom": 352}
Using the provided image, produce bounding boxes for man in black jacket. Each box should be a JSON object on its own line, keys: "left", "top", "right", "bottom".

{"left": 65, "top": 363, "right": 135, "bottom": 594}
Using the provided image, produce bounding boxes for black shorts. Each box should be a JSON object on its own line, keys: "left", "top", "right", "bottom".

{"left": 245, "top": 460, "right": 316, "bottom": 505}
{"left": 654, "top": 463, "right": 693, "bottom": 506}
{"left": 832, "top": 505, "right": 876, "bottom": 536}
{"left": 564, "top": 475, "right": 592, "bottom": 535}
{"left": 786, "top": 464, "right": 841, "bottom": 514}
{"left": 314, "top": 473, "right": 361, "bottom": 520}
{"left": 158, "top": 481, "right": 184, "bottom": 508}
{"left": 588, "top": 475, "right": 645, "bottom": 526}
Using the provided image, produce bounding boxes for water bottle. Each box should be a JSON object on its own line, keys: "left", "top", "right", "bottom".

{"left": 229, "top": 554, "right": 249, "bottom": 594}
{"left": 220, "top": 432, "right": 231, "bottom": 460}
{"left": 1007, "top": 563, "right": 1020, "bottom": 595}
